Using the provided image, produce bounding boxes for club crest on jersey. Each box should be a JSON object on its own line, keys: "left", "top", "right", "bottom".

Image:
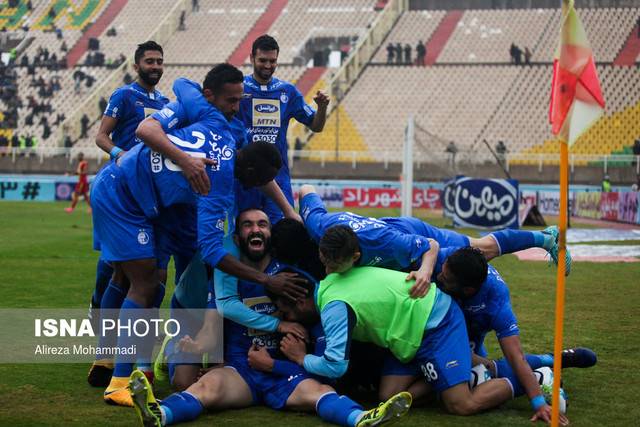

{"left": 280, "top": 93, "right": 288, "bottom": 103}
{"left": 137, "top": 230, "right": 150, "bottom": 245}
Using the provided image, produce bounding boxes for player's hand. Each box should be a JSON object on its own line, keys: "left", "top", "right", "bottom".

{"left": 280, "top": 333, "right": 306, "bottom": 365}
{"left": 265, "top": 272, "right": 308, "bottom": 300}
{"left": 178, "top": 155, "right": 217, "bottom": 195}
{"left": 177, "top": 335, "right": 204, "bottom": 354}
{"left": 248, "top": 343, "right": 274, "bottom": 372}
{"left": 406, "top": 269, "right": 431, "bottom": 298}
{"left": 313, "top": 90, "right": 330, "bottom": 109}
{"left": 277, "top": 321, "right": 308, "bottom": 342}
{"left": 530, "top": 404, "right": 569, "bottom": 425}
{"left": 283, "top": 209, "right": 303, "bottom": 224}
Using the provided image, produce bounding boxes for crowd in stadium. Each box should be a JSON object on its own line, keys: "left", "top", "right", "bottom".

{"left": 64, "top": 33, "right": 601, "bottom": 427}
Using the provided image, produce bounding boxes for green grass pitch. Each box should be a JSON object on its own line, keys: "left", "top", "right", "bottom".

{"left": 0, "top": 201, "right": 638, "bottom": 426}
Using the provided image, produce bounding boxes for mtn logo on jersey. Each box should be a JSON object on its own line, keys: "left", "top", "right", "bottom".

{"left": 252, "top": 99, "right": 280, "bottom": 127}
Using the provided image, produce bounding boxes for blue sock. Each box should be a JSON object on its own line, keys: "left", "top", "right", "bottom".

{"left": 136, "top": 283, "right": 166, "bottom": 371}
{"left": 92, "top": 258, "right": 114, "bottom": 307}
{"left": 316, "top": 392, "right": 364, "bottom": 427}
{"left": 494, "top": 353, "right": 553, "bottom": 398}
{"left": 153, "top": 282, "right": 166, "bottom": 308}
{"left": 490, "top": 229, "right": 545, "bottom": 255}
{"left": 160, "top": 391, "right": 203, "bottom": 425}
{"left": 97, "top": 280, "right": 126, "bottom": 358}
{"left": 174, "top": 254, "right": 191, "bottom": 285}
{"left": 113, "top": 298, "right": 143, "bottom": 378}
{"left": 494, "top": 358, "right": 524, "bottom": 397}
{"left": 528, "top": 353, "right": 553, "bottom": 368}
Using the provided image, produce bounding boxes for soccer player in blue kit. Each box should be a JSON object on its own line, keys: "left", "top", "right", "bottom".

{"left": 93, "top": 64, "right": 299, "bottom": 407}
{"left": 378, "top": 247, "right": 592, "bottom": 425}
{"left": 297, "top": 184, "right": 572, "bottom": 290}
{"left": 88, "top": 41, "right": 171, "bottom": 387}
{"left": 128, "top": 209, "right": 411, "bottom": 427}
{"left": 236, "top": 35, "right": 329, "bottom": 224}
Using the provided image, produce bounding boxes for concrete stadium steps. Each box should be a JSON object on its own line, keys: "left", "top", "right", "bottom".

{"left": 294, "top": 66, "right": 326, "bottom": 98}
{"left": 424, "top": 10, "right": 463, "bottom": 65}
{"left": 227, "top": 0, "right": 288, "bottom": 66}
{"left": 66, "top": 0, "right": 127, "bottom": 68}
{"left": 372, "top": 10, "right": 445, "bottom": 63}
{"left": 267, "top": 0, "right": 378, "bottom": 64}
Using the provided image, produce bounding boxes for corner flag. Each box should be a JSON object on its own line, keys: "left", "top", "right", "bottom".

{"left": 549, "top": 0, "right": 605, "bottom": 146}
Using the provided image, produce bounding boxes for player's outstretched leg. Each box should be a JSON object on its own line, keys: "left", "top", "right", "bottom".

{"left": 480, "top": 225, "right": 572, "bottom": 275}
{"left": 355, "top": 392, "right": 412, "bottom": 427}
{"left": 129, "top": 369, "right": 163, "bottom": 427}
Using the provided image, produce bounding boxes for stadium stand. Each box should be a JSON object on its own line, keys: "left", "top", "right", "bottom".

{"left": 163, "top": 0, "right": 269, "bottom": 65}
{"left": 371, "top": 10, "right": 445, "bottom": 63}
{"left": 437, "top": 9, "right": 555, "bottom": 64}
{"left": 267, "top": 0, "right": 379, "bottom": 64}
{"left": 1, "top": 1, "right": 638, "bottom": 178}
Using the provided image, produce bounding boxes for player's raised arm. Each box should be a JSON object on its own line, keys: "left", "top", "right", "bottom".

{"left": 309, "top": 90, "right": 329, "bottom": 132}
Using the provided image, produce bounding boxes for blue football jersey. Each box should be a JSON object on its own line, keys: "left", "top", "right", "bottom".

{"left": 459, "top": 265, "right": 520, "bottom": 355}
{"left": 238, "top": 75, "right": 315, "bottom": 182}
{"left": 219, "top": 259, "right": 284, "bottom": 361}
{"left": 119, "top": 106, "right": 236, "bottom": 268}
{"left": 300, "top": 193, "right": 432, "bottom": 271}
{"left": 104, "top": 82, "right": 169, "bottom": 150}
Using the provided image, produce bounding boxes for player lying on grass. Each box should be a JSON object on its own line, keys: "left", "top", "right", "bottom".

{"left": 271, "top": 264, "right": 523, "bottom": 420}
{"left": 94, "top": 64, "right": 307, "bottom": 407}
{"left": 298, "top": 184, "right": 572, "bottom": 283}
{"left": 377, "top": 246, "right": 593, "bottom": 425}
{"left": 128, "top": 209, "right": 411, "bottom": 427}
{"left": 159, "top": 208, "right": 311, "bottom": 391}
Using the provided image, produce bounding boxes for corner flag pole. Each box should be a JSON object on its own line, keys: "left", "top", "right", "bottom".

{"left": 551, "top": 140, "right": 568, "bottom": 427}
{"left": 549, "top": 2, "right": 605, "bottom": 423}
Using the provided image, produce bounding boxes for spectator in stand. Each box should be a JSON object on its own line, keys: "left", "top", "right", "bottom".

{"left": 601, "top": 175, "right": 611, "bottom": 192}
{"left": 495, "top": 140, "right": 508, "bottom": 164}
{"left": 20, "top": 54, "right": 28, "bottom": 67}
{"left": 446, "top": 141, "right": 458, "bottom": 168}
{"left": 192, "top": 0, "right": 199, "bottom": 12}
{"left": 524, "top": 47, "right": 532, "bottom": 65}
{"left": 509, "top": 43, "right": 516, "bottom": 63}
{"left": 513, "top": 45, "right": 522, "bottom": 65}
{"left": 123, "top": 72, "right": 133, "bottom": 85}
{"left": 632, "top": 136, "right": 640, "bottom": 168}
{"left": 106, "top": 26, "right": 117, "bottom": 37}
{"left": 99, "top": 97, "right": 107, "bottom": 116}
{"left": 416, "top": 40, "right": 426, "bottom": 66}
{"left": 54, "top": 112, "right": 66, "bottom": 125}
{"left": 178, "top": 10, "right": 186, "bottom": 31}
{"left": 395, "top": 42, "right": 402, "bottom": 64}
{"left": 61, "top": 40, "right": 68, "bottom": 52}
{"left": 80, "top": 113, "right": 89, "bottom": 138}
{"left": 404, "top": 43, "right": 411, "bottom": 65}
{"left": 386, "top": 42, "right": 394, "bottom": 63}
{"left": 42, "top": 123, "right": 51, "bottom": 140}
{"left": 27, "top": 0, "right": 33, "bottom": 11}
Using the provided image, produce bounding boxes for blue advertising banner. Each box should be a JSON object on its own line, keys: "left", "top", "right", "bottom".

{"left": 55, "top": 182, "right": 75, "bottom": 201}
{"left": 453, "top": 177, "right": 519, "bottom": 230}
{"left": 0, "top": 180, "right": 56, "bottom": 201}
{"left": 442, "top": 176, "right": 461, "bottom": 219}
